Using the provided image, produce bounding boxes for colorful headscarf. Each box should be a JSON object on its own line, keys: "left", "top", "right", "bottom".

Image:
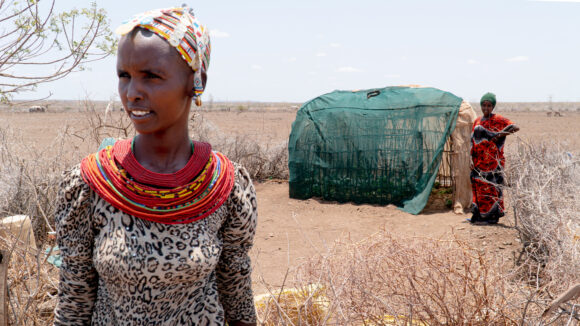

{"left": 115, "top": 7, "right": 211, "bottom": 103}
{"left": 480, "top": 92, "right": 497, "bottom": 108}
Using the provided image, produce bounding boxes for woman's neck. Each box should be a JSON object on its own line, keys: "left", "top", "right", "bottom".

{"left": 132, "top": 133, "right": 193, "bottom": 174}
{"left": 482, "top": 113, "right": 494, "bottom": 120}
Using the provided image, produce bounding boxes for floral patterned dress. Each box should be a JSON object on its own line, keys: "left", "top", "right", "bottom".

{"left": 470, "top": 114, "right": 515, "bottom": 221}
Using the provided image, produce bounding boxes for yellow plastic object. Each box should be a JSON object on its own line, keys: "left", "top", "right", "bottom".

{"left": 255, "top": 283, "right": 329, "bottom": 325}
{"left": 365, "top": 314, "right": 429, "bottom": 326}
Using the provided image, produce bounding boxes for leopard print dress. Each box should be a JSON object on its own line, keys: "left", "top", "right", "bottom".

{"left": 53, "top": 163, "right": 257, "bottom": 325}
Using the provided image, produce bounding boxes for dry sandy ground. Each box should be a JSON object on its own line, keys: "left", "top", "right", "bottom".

{"left": 251, "top": 182, "right": 521, "bottom": 293}
{"left": 2, "top": 107, "right": 579, "bottom": 294}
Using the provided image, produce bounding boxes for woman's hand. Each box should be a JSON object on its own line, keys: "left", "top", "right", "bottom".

{"left": 502, "top": 124, "right": 520, "bottom": 135}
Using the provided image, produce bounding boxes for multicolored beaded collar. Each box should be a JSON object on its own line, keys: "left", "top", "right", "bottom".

{"left": 80, "top": 138, "right": 234, "bottom": 224}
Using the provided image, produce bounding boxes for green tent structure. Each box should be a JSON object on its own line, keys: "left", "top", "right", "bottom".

{"left": 288, "top": 86, "right": 468, "bottom": 214}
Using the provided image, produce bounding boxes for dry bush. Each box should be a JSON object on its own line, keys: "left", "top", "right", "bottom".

{"left": 0, "top": 127, "right": 84, "bottom": 244}
{"left": 0, "top": 103, "right": 134, "bottom": 325}
{"left": 0, "top": 238, "right": 59, "bottom": 325}
{"left": 258, "top": 231, "right": 570, "bottom": 325}
{"left": 189, "top": 111, "right": 289, "bottom": 181}
{"left": 0, "top": 123, "right": 95, "bottom": 324}
{"left": 0, "top": 99, "right": 136, "bottom": 231}
{"left": 82, "top": 98, "right": 135, "bottom": 146}
{"left": 506, "top": 140, "right": 580, "bottom": 318}
{"left": 3, "top": 107, "right": 580, "bottom": 324}
{"left": 3, "top": 106, "right": 580, "bottom": 325}
{"left": 260, "top": 232, "right": 520, "bottom": 325}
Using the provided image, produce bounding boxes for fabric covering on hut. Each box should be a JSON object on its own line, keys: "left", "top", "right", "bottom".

{"left": 288, "top": 86, "right": 470, "bottom": 214}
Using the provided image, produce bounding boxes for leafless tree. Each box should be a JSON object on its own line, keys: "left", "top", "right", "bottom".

{"left": 0, "top": 0, "right": 116, "bottom": 103}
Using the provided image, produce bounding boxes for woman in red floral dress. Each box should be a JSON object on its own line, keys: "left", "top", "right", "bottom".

{"left": 468, "top": 92, "right": 519, "bottom": 224}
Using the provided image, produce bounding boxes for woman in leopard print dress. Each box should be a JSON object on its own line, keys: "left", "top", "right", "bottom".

{"left": 53, "top": 7, "right": 257, "bottom": 326}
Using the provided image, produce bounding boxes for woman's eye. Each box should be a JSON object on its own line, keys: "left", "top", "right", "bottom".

{"left": 118, "top": 72, "right": 130, "bottom": 79}
{"left": 145, "top": 72, "right": 160, "bottom": 79}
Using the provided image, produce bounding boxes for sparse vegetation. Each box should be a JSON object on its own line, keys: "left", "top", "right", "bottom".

{"left": 506, "top": 140, "right": 580, "bottom": 312}
{"left": 259, "top": 232, "right": 533, "bottom": 325}
{"left": 0, "top": 105, "right": 579, "bottom": 325}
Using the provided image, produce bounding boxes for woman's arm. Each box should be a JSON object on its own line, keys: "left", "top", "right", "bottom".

{"left": 53, "top": 167, "right": 98, "bottom": 325}
{"left": 491, "top": 124, "right": 519, "bottom": 142}
{"left": 217, "top": 164, "right": 258, "bottom": 326}
{"left": 501, "top": 124, "right": 520, "bottom": 135}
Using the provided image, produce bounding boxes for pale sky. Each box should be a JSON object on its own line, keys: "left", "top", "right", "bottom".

{"left": 12, "top": 0, "right": 580, "bottom": 103}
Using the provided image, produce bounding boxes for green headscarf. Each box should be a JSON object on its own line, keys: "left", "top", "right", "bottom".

{"left": 480, "top": 92, "right": 496, "bottom": 107}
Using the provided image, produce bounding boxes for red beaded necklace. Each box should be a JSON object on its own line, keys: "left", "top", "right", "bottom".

{"left": 80, "top": 138, "right": 235, "bottom": 224}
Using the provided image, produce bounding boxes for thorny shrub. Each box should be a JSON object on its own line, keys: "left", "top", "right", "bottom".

{"left": 188, "top": 111, "right": 289, "bottom": 180}
{"left": 258, "top": 231, "right": 560, "bottom": 325}
{"left": 505, "top": 140, "right": 580, "bottom": 315}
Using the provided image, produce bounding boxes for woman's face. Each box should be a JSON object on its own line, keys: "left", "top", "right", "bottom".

{"left": 117, "top": 29, "right": 194, "bottom": 136}
{"left": 481, "top": 101, "right": 494, "bottom": 118}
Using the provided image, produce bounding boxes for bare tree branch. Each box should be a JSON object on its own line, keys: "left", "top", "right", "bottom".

{"left": 0, "top": 0, "right": 116, "bottom": 103}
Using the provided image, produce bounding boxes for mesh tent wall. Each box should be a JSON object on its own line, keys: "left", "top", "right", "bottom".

{"left": 288, "top": 86, "right": 462, "bottom": 214}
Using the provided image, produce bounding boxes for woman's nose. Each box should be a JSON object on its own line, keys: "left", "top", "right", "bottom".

{"left": 126, "top": 80, "right": 143, "bottom": 102}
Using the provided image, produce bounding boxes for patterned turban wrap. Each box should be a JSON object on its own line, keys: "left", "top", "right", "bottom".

{"left": 480, "top": 92, "right": 497, "bottom": 108}
{"left": 115, "top": 7, "right": 211, "bottom": 106}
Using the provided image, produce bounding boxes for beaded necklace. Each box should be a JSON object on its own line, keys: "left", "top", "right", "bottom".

{"left": 80, "top": 138, "right": 234, "bottom": 224}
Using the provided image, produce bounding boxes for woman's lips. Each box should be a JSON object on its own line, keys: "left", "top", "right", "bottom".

{"left": 129, "top": 109, "right": 153, "bottom": 120}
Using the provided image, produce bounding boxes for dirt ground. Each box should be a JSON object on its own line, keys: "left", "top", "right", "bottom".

{"left": 2, "top": 106, "right": 579, "bottom": 294}
{"left": 251, "top": 181, "right": 523, "bottom": 293}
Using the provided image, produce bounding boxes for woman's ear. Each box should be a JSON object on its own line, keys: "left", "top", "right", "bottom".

{"left": 192, "top": 71, "right": 207, "bottom": 106}
{"left": 187, "top": 71, "right": 196, "bottom": 98}
{"left": 186, "top": 71, "right": 207, "bottom": 98}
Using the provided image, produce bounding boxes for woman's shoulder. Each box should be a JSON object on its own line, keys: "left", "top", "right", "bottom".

{"left": 56, "top": 163, "right": 95, "bottom": 209}
{"left": 55, "top": 163, "right": 95, "bottom": 225}
{"left": 221, "top": 160, "right": 257, "bottom": 240}
{"left": 231, "top": 161, "right": 253, "bottom": 190}
{"left": 60, "top": 163, "right": 89, "bottom": 192}
{"left": 225, "top": 160, "right": 257, "bottom": 211}
{"left": 491, "top": 113, "right": 514, "bottom": 125}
